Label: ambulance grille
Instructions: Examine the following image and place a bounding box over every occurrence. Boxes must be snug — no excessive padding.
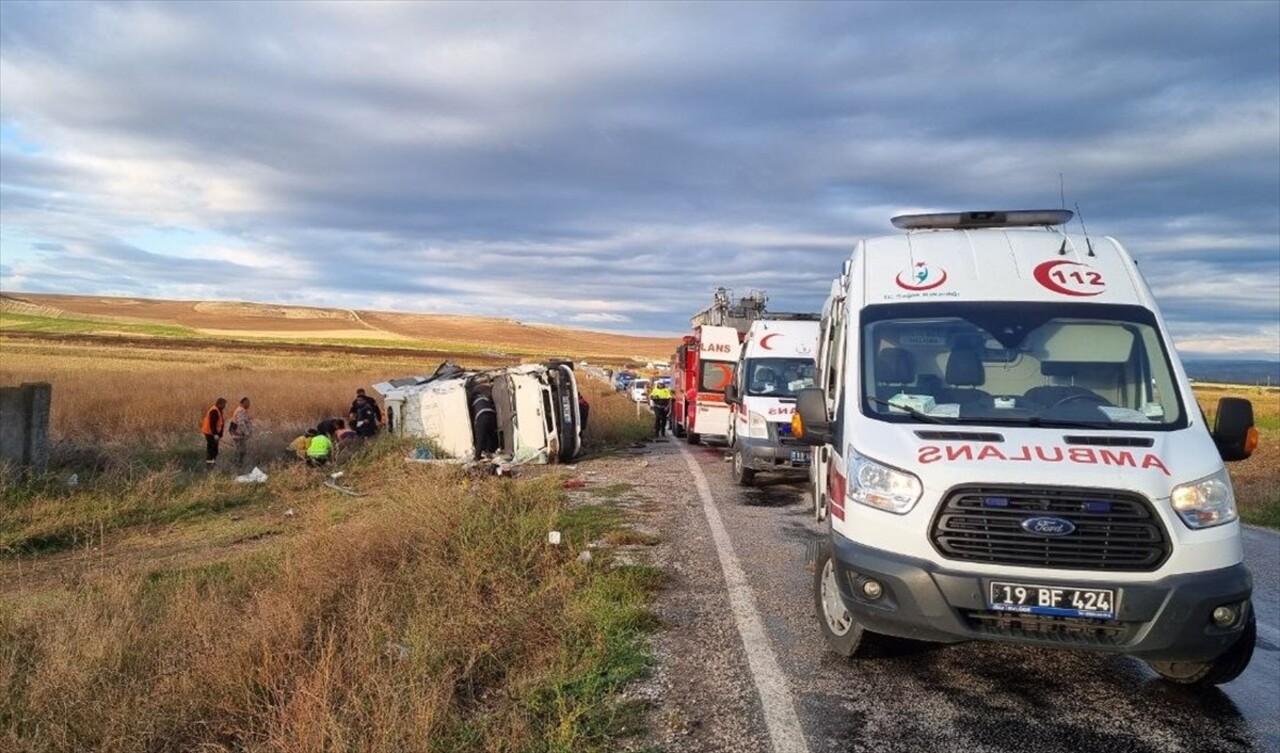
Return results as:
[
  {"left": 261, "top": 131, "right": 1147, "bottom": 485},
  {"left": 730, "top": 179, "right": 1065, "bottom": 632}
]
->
[{"left": 930, "top": 485, "right": 1169, "bottom": 572}]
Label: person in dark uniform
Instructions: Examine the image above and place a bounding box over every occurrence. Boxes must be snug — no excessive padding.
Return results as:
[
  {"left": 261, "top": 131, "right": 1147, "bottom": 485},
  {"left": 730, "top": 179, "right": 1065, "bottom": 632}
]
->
[
  {"left": 471, "top": 391, "right": 499, "bottom": 459},
  {"left": 349, "top": 389, "right": 383, "bottom": 438}
]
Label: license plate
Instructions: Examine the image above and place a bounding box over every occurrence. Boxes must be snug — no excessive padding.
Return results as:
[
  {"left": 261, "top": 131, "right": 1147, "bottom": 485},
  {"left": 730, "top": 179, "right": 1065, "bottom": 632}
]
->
[
  {"left": 988, "top": 581, "right": 1116, "bottom": 619},
  {"left": 789, "top": 450, "right": 810, "bottom": 464}
]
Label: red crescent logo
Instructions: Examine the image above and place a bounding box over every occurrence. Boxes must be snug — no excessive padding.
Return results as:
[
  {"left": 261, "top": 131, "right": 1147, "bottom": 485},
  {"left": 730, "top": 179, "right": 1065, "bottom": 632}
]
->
[
  {"left": 1033, "top": 260, "right": 1106, "bottom": 297},
  {"left": 760, "top": 333, "right": 780, "bottom": 350},
  {"left": 895, "top": 268, "right": 948, "bottom": 291}
]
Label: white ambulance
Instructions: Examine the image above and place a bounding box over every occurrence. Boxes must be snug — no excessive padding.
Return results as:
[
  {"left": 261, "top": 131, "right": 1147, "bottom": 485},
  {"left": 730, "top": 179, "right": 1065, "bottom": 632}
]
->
[
  {"left": 793, "top": 210, "right": 1259, "bottom": 685},
  {"left": 723, "top": 316, "right": 821, "bottom": 485}
]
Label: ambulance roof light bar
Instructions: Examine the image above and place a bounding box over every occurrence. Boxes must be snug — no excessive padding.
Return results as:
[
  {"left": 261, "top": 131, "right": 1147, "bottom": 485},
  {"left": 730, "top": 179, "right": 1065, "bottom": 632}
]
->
[{"left": 890, "top": 209, "right": 1074, "bottom": 230}]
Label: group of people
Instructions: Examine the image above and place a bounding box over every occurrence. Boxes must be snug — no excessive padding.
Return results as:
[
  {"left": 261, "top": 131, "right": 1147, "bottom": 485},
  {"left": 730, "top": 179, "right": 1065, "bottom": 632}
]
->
[
  {"left": 201, "top": 396, "right": 254, "bottom": 471},
  {"left": 200, "top": 388, "right": 386, "bottom": 471}
]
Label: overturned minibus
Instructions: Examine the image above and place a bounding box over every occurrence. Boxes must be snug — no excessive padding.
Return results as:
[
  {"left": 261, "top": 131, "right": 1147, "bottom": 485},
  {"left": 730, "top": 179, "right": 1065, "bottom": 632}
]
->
[{"left": 374, "top": 361, "right": 582, "bottom": 463}]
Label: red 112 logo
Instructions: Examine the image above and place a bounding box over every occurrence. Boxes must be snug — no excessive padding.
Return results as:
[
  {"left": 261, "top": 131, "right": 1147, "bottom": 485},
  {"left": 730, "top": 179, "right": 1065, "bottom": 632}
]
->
[{"left": 1033, "top": 260, "right": 1106, "bottom": 297}]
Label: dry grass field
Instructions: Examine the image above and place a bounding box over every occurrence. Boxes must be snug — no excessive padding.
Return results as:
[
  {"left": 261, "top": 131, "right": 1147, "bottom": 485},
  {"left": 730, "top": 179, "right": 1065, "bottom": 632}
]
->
[
  {"left": 2, "top": 292, "right": 679, "bottom": 362},
  {"left": 1, "top": 338, "right": 660, "bottom": 752},
  {"left": 1194, "top": 385, "right": 1280, "bottom": 528}
]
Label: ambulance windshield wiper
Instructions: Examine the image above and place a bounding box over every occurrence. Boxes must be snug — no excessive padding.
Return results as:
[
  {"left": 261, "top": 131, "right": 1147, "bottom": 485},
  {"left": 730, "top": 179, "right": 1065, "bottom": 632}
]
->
[
  {"left": 969, "top": 415, "right": 1112, "bottom": 430},
  {"left": 866, "top": 396, "right": 950, "bottom": 424}
]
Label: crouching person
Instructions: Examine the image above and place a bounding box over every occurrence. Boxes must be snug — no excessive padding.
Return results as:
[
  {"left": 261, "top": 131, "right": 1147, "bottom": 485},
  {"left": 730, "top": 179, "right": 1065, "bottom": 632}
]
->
[
  {"left": 307, "top": 430, "right": 334, "bottom": 467},
  {"left": 289, "top": 428, "right": 318, "bottom": 460}
]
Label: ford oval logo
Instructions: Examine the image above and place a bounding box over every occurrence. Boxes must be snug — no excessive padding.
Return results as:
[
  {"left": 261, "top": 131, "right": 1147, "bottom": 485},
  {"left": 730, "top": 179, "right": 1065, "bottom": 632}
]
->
[{"left": 1021, "top": 517, "right": 1076, "bottom": 536}]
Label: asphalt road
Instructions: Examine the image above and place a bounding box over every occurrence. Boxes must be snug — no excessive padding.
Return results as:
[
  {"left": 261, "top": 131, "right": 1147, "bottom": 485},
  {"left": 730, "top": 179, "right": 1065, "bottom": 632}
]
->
[{"left": 673, "top": 440, "right": 1280, "bottom": 753}]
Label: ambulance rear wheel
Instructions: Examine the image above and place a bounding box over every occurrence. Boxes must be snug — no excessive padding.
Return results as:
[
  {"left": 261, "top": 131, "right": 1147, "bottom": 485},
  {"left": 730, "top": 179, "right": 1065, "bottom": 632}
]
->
[
  {"left": 732, "top": 444, "right": 755, "bottom": 486},
  {"left": 1149, "top": 609, "right": 1256, "bottom": 686},
  {"left": 814, "top": 542, "right": 878, "bottom": 659}
]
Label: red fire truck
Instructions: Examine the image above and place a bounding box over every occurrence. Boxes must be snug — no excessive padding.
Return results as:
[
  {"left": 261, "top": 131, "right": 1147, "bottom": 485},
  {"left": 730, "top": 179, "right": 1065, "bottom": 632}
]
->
[{"left": 671, "top": 289, "right": 767, "bottom": 444}]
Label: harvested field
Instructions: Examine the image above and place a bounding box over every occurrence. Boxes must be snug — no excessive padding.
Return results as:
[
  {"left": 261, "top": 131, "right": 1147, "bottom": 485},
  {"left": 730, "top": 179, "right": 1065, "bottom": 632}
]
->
[{"left": 3, "top": 292, "right": 679, "bottom": 362}]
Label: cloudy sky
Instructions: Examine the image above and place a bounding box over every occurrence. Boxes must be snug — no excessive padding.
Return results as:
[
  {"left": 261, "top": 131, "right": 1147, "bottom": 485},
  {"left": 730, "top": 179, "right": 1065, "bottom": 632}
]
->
[{"left": 1, "top": 1, "right": 1277, "bottom": 356}]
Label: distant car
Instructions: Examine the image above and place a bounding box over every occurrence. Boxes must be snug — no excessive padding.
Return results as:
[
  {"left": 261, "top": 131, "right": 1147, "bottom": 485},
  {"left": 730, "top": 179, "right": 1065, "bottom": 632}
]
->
[
  {"left": 615, "top": 371, "right": 638, "bottom": 391},
  {"left": 655, "top": 377, "right": 672, "bottom": 389},
  {"left": 629, "top": 379, "right": 651, "bottom": 403}
]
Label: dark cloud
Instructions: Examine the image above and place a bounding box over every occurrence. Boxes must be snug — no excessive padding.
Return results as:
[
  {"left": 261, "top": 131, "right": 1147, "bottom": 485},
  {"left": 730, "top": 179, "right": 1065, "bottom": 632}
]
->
[{"left": 0, "top": 1, "right": 1276, "bottom": 350}]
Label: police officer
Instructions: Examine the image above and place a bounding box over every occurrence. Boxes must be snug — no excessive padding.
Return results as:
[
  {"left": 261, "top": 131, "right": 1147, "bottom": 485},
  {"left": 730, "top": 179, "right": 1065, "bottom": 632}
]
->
[{"left": 648, "top": 381, "right": 674, "bottom": 437}]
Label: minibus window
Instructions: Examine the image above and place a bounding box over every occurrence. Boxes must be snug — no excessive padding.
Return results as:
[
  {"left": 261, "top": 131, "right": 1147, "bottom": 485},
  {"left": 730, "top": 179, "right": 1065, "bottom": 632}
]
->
[{"left": 858, "top": 302, "right": 1187, "bottom": 430}]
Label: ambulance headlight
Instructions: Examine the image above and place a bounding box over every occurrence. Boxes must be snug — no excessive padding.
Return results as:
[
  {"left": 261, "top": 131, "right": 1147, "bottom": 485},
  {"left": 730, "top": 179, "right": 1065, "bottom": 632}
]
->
[
  {"left": 1170, "top": 469, "right": 1237, "bottom": 529},
  {"left": 747, "top": 411, "right": 769, "bottom": 438},
  {"left": 847, "top": 453, "right": 922, "bottom": 514}
]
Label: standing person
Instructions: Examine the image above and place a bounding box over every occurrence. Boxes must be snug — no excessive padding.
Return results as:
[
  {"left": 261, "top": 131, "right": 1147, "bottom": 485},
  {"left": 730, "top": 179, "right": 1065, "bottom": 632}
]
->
[
  {"left": 229, "top": 397, "right": 254, "bottom": 470},
  {"left": 200, "top": 397, "right": 227, "bottom": 471},
  {"left": 649, "top": 382, "right": 673, "bottom": 438}
]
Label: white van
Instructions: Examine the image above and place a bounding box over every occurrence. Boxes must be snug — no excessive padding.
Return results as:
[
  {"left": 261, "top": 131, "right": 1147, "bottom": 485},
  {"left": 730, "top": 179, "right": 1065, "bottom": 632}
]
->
[
  {"left": 723, "top": 316, "right": 820, "bottom": 485},
  {"left": 629, "top": 379, "right": 651, "bottom": 403},
  {"left": 794, "top": 210, "right": 1259, "bottom": 686}
]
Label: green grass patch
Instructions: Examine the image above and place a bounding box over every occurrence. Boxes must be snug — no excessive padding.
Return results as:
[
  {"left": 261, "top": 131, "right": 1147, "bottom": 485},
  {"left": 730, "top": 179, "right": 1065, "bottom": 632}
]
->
[
  {"left": 1253, "top": 414, "right": 1280, "bottom": 431},
  {"left": 522, "top": 564, "right": 663, "bottom": 752},
  {"left": 588, "top": 483, "right": 635, "bottom": 501},
  {"left": 0, "top": 311, "right": 197, "bottom": 338},
  {"left": 556, "top": 504, "right": 625, "bottom": 547},
  {"left": 1240, "top": 502, "right": 1280, "bottom": 529}
]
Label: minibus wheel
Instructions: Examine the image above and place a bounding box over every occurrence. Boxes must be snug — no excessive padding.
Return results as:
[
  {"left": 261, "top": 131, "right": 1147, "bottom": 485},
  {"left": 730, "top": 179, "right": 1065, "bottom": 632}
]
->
[
  {"left": 732, "top": 444, "right": 755, "bottom": 486},
  {"left": 813, "top": 542, "right": 876, "bottom": 658},
  {"left": 1148, "top": 608, "right": 1256, "bottom": 686},
  {"left": 686, "top": 431, "right": 700, "bottom": 445}
]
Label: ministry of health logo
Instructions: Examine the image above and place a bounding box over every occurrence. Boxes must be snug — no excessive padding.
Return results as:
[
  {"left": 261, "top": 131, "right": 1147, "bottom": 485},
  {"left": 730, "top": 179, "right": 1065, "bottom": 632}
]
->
[{"left": 895, "top": 261, "right": 949, "bottom": 291}]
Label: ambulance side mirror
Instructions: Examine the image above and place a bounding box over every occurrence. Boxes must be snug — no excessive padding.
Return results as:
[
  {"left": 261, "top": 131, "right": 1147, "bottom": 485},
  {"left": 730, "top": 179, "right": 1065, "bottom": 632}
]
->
[
  {"left": 793, "top": 388, "right": 832, "bottom": 446},
  {"left": 723, "top": 383, "right": 739, "bottom": 405},
  {"left": 1212, "top": 397, "right": 1257, "bottom": 462}
]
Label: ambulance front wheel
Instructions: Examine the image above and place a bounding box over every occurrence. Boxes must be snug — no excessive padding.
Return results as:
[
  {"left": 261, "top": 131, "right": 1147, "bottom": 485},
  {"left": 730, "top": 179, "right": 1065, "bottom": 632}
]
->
[
  {"left": 813, "top": 542, "right": 879, "bottom": 659},
  {"left": 1148, "top": 608, "right": 1256, "bottom": 686},
  {"left": 732, "top": 443, "right": 755, "bottom": 486}
]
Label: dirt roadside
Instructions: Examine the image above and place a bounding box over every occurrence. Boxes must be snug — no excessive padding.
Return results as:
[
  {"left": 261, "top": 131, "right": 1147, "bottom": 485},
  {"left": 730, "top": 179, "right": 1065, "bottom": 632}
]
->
[{"left": 564, "top": 438, "right": 774, "bottom": 753}]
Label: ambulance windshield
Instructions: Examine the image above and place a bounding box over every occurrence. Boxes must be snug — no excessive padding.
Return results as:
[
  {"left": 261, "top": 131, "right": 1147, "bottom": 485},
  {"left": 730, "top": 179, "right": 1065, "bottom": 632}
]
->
[
  {"left": 744, "top": 358, "right": 817, "bottom": 398},
  {"left": 860, "top": 302, "right": 1187, "bottom": 429}
]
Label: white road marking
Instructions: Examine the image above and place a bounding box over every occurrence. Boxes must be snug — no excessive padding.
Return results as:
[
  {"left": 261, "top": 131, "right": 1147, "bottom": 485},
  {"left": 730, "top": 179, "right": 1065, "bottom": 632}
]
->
[{"left": 678, "top": 444, "right": 810, "bottom": 753}]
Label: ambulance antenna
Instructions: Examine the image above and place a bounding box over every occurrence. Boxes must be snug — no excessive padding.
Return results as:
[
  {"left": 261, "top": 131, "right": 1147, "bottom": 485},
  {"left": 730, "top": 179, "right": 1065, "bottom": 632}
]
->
[
  {"left": 1074, "top": 202, "right": 1095, "bottom": 257},
  {"left": 1059, "top": 172, "right": 1066, "bottom": 210}
]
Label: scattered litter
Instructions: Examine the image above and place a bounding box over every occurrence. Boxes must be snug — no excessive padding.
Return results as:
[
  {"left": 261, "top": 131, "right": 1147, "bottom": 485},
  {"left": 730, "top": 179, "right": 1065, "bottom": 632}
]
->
[
  {"left": 383, "top": 641, "right": 411, "bottom": 660},
  {"left": 229, "top": 513, "right": 243, "bottom": 521},
  {"left": 548, "top": 531, "right": 562, "bottom": 545},
  {"left": 325, "top": 481, "right": 367, "bottom": 497},
  {"left": 330, "top": 471, "right": 345, "bottom": 480},
  {"left": 283, "top": 508, "right": 296, "bottom": 517},
  {"left": 577, "top": 550, "right": 593, "bottom": 564},
  {"left": 563, "top": 478, "right": 586, "bottom": 489},
  {"left": 66, "top": 473, "right": 79, "bottom": 488},
  {"left": 723, "top": 455, "right": 732, "bottom": 462},
  {"left": 584, "top": 470, "right": 598, "bottom": 476},
  {"left": 565, "top": 464, "right": 577, "bottom": 470},
  {"left": 411, "top": 447, "right": 434, "bottom": 460},
  {"left": 236, "top": 467, "right": 268, "bottom": 483},
  {"left": 637, "top": 460, "right": 650, "bottom": 468},
  {"left": 495, "top": 463, "right": 516, "bottom": 477}
]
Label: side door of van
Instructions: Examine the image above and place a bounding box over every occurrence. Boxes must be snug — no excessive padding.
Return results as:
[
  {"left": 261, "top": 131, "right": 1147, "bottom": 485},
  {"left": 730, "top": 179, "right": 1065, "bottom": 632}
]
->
[{"left": 812, "top": 275, "right": 850, "bottom": 521}]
